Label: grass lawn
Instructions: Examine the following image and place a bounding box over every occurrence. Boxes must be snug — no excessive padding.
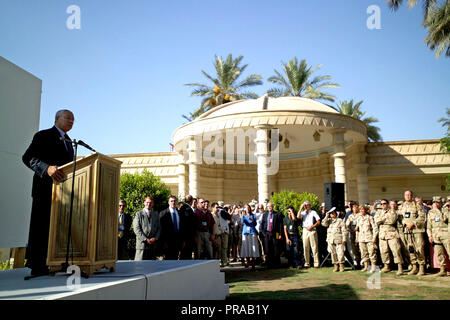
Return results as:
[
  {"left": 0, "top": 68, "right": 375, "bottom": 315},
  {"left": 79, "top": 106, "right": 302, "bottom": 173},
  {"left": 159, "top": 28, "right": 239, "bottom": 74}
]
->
[{"left": 224, "top": 263, "right": 450, "bottom": 300}]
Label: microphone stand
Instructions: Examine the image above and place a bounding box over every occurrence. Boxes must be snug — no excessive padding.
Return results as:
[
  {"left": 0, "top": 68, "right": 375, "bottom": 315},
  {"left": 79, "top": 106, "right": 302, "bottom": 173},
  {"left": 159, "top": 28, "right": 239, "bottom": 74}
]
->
[{"left": 58, "top": 139, "right": 91, "bottom": 279}]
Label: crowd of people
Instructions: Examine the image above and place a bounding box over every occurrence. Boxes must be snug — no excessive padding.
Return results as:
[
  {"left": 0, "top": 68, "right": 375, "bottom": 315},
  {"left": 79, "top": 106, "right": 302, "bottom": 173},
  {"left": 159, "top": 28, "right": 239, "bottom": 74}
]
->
[{"left": 118, "top": 190, "right": 450, "bottom": 277}]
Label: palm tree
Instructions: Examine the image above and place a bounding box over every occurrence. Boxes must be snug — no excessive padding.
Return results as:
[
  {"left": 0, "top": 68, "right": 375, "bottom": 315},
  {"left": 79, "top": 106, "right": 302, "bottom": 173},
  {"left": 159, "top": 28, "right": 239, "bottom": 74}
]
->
[
  {"left": 423, "top": 1, "right": 450, "bottom": 57},
  {"left": 438, "top": 107, "right": 450, "bottom": 152},
  {"left": 266, "top": 57, "right": 340, "bottom": 102},
  {"left": 386, "top": 0, "right": 449, "bottom": 57},
  {"left": 337, "top": 99, "right": 382, "bottom": 142},
  {"left": 184, "top": 54, "right": 263, "bottom": 121}
]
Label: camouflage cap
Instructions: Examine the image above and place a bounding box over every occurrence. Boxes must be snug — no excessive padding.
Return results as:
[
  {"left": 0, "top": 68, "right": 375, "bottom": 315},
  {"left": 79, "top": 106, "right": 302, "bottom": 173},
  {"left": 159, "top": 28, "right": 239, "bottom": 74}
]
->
[
  {"left": 447, "top": 196, "right": 450, "bottom": 201},
  {"left": 397, "top": 201, "right": 403, "bottom": 206},
  {"left": 432, "top": 196, "right": 442, "bottom": 203},
  {"left": 218, "top": 201, "right": 224, "bottom": 207},
  {"left": 374, "top": 203, "right": 382, "bottom": 209}
]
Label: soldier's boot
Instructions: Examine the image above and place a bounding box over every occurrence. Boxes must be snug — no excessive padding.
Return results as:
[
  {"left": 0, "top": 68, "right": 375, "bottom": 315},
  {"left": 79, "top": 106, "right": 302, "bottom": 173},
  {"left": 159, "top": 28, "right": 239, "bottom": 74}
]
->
[
  {"left": 339, "top": 263, "right": 345, "bottom": 272},
  {"left": 361, "top": 261, "right": 369, "bottom": 272},
  {"left": 417, "top": 265, "right": 425, "bottom": 276},
  {"left": 333, "top": 264, "right": 339, "bottom": 272},
  {"left": 396, "top": 264, "right": 403, "bottom": 276},
  {"left": 434, "top": 266, "right": 446, "bottom": 277},
  {"left": 381, "top": 264, "right": 391, "bottom": 273},
  {"left": 370, "top": 264, "right": 377, "bottom": 273},
  {"left": 408, "top": 264, "right": 418, "bottom": 275}
]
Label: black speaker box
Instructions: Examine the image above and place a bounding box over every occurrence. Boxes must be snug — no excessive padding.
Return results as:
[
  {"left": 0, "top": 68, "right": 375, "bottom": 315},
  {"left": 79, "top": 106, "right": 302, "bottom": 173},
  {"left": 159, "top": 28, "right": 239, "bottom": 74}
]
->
[{"left": 324, "top": 182, "right": 345, "bottom": 212}]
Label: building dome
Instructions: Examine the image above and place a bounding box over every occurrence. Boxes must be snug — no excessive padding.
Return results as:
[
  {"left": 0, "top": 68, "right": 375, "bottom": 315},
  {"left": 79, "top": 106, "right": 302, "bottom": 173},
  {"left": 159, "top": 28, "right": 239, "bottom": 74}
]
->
[{"left": 198, "top": 96, "right": 339, "bottom": 120}]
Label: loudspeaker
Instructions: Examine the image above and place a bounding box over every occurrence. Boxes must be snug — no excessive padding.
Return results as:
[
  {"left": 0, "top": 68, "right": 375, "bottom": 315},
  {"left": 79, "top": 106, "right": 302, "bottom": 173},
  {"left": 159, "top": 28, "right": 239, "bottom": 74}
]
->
[{"left": 324, "top": 182, "right": 345, "bottom": 212}]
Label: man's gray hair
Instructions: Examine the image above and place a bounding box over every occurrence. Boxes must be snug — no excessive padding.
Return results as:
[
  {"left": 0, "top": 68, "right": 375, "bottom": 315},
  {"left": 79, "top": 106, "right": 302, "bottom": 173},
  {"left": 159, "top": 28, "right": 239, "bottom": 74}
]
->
[{"left": 55, "top": 109, "right": 72, "bottom": 119}]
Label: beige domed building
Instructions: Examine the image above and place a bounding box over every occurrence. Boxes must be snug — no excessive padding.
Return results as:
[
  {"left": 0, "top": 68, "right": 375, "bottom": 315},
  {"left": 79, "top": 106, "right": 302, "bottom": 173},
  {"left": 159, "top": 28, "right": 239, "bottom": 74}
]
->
[{"left": 111, "top": 96, "right": 450, "bottom": 204}]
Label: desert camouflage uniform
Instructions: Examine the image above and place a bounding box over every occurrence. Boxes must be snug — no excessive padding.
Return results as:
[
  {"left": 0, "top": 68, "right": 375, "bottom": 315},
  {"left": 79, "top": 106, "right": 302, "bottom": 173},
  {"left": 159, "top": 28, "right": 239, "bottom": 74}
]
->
[
  {"left": 356, "top": 214, "right": 378, "bottom": 265},
  {"left": 322, "top": 216, "right": 348, "bottom": 264},
  {"left": 427, "top": 207, "right": 449, "bottom": 269},
  {"left": 375, "top": 209, "right": 403, "bottom": 265},
  {"left": 398, "top": 201, "right": 426, "bottom": 266},
  {"left": 345, "top": 213, "right": 361, "bottom": 265}
]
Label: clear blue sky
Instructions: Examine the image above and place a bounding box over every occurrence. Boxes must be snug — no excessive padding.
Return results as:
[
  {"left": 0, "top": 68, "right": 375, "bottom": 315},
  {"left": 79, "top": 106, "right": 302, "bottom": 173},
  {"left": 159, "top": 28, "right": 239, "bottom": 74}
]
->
[{"left": 1, "top": 0, "right": 449, "bottom": 156}]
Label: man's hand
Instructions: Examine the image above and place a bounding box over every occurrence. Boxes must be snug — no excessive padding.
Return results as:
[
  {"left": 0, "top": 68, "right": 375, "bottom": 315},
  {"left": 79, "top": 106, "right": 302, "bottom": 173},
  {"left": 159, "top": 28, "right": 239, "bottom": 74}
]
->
[
  {"left": 306, "top": 226, "right": 313, "bottom": 232},
  {"left": 47, "top": 165, "right": 65, "bottom": 182},
  {"left": 146, "top": 237, "right": 156, "bottom": 245},
  {"left": 372, "top": 239, "right": 377, "bottom": 244},
  {"left": 407, "top": 222, "right": 415, "bottom": 230},
  {"left": 286, "top": 239, "right": 291, "bottom": 245},
  {"left": 429, "top": 237, "right": 433, "bottom": 244}
]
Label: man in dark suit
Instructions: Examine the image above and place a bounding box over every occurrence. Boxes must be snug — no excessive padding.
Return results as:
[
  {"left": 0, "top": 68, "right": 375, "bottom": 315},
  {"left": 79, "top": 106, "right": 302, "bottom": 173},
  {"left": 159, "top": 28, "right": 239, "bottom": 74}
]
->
[
  {"left": 159, "top": 195, "right": 184, "bottom": 260},
  {"left": 117, "top": 200, "right": 132, "bottom": 260},
  {"left": 179, "top": 195, "right": 197, "bottom": 260},
  {"left": 260, "top": 202, "right": 284, "bottom": 268},
  {"left": 22, "top": 109, "right": 75, "bottom": 277}
]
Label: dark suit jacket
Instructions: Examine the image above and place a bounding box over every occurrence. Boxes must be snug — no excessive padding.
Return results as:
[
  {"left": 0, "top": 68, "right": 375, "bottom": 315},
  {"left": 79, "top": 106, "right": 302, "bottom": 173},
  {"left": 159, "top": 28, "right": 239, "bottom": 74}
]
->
[
  {"left": 178, "top": 203, "right": 196, "bottom": 242},
  {"left": 260, "top": 211, "right": 284, "bottom": 237},
  {"left": 22, "top": 126, "right": 74, "bottom": 269},
  {"left": 23, "top": 126, "right": 74, "bottom": 199},
  {"left": 159, "top": 207, "right": 184, "bottom": 244}
]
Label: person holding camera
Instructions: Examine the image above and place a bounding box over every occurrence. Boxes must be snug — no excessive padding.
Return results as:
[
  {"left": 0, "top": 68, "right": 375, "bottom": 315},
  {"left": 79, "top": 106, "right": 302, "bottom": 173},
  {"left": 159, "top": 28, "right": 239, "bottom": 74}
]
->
[
  {"left": 240, "top": 204, "right": 260, "bottom": 270},
  {"left": 426, "top": 196, "right": 449, "bottom": 277},
  {"left": 398, "top": 190, "right": 426, "bottom": 276},
  {"left": 321, "top": 207, "right": 348, "bottom": 272},
  {"left": 283, "top": 206, "right": 302, "bottom": 269},
  {"left": 297, "top": 201, "right": 321, "bottom": 268}
]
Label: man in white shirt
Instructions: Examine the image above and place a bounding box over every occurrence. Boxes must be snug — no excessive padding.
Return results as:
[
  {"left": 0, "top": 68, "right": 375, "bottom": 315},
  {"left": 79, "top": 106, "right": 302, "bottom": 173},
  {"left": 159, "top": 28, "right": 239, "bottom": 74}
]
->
[{"left": 297, "top": 201, "right": 321, "bottom": 268}]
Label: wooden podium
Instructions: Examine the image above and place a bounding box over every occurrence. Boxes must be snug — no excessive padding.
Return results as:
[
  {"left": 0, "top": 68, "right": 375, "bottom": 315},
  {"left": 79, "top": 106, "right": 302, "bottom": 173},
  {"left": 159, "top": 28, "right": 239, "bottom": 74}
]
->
[{"left": 47, "top": 153, "right": 122, "bottom": 276}]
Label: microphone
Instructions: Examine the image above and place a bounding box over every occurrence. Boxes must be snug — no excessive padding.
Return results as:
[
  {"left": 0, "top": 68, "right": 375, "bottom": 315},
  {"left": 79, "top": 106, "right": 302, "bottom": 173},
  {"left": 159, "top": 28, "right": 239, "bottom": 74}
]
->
[
  {"left": 60, "top": 137, "right": 96, "bottom": 152},
  {"left": 78, "top": 140, "right": 96, "bottom": 152}
]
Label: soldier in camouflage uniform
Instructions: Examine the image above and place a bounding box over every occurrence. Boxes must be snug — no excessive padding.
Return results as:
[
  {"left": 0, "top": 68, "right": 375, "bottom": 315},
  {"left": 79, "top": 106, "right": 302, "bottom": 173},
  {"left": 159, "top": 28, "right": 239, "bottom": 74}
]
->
[
  {"left": 356, "top": 205, "right": 378, "bottom": 273},
  {"left": 398, "top": 190, "right": 426, "bottom": 276},
  {"left": 374, "top": 199, "right": 404, "bottom": 275},
  {"left": 345, "top": 204, "right": 361, "bottom": 268},
  {"left": 321, "top": 207, "right": 348, "bottom": 272},
  {"left": 426, "top": 196, "right": 449, "bottom": 277}
]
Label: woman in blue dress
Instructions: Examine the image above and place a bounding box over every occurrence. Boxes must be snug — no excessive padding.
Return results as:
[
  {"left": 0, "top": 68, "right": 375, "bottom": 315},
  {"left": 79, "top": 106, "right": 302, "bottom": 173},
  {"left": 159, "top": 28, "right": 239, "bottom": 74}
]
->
[{"left": 240, "top": 204, "right": 260, "bottom": 270}]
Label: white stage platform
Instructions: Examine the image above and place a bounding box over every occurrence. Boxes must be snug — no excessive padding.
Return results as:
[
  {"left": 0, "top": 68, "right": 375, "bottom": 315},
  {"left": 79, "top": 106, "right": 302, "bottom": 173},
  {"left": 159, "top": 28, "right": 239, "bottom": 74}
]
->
[{"left": 0, "top": 260, "right": 229, "bottom": 300}]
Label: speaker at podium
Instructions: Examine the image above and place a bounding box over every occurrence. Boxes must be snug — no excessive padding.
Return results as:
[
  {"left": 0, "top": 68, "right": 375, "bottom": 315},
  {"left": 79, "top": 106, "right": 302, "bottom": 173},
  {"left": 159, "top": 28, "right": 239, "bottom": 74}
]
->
[{"left": 324, "top": 182, "right": 345, "bottom": 213}]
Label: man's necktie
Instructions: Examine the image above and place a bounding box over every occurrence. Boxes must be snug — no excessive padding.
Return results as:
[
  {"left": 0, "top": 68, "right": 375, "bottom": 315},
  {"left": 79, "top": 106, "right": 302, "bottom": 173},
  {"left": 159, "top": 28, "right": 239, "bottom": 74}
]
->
[
  {"left": 172, "top": 211, "right": 178, "bottom": 232},
  {"left": 64, "top": 133, "right": 74, "bottom": 160},
  {"left": 268, "top": 212, "right": 273, "bottom": 232}
]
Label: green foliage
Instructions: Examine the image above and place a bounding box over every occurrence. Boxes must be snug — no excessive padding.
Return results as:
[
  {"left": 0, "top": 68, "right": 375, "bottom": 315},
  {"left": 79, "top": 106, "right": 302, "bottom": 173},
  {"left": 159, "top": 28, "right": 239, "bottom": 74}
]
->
[
  {"left": 438, "top": 108, "right": 450, "bottom": 190},
  {"left": 119, "top": 169, "right": 172, "bottom": 215},
  {"left": 270, "top": 190, "right": 320, "bottom": 216},
  {"left": 386, "top": 0, "right": 449, "bottom": 58},
  {"left": 267, "top": 57, "right": 339, "bottom": 102},
  {"left": 337, "top": 99, "right": 382, "bottom": 142},
  {"left": 184, "top": 54, "right": 263, "bottom": 120},
  {"left": 0, "top": 260, "right": 13, "bottom": 271}
]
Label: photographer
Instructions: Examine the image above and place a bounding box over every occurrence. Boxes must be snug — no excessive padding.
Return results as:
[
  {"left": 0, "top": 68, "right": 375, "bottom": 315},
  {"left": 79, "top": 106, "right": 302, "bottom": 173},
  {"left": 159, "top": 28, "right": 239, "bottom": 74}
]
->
[
  {"left": 322, "top": 207, "right": 347, "bottom": 272},
  {"left": 297, "top": 201, "right": 321, "bottom": 268},
  {"left": 283, "top": 206, "right": 302, "bottom": 269}
]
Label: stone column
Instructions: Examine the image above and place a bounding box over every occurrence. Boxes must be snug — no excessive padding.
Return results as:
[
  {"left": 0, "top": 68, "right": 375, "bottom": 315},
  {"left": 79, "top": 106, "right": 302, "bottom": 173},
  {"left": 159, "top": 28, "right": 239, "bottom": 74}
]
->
[
  {"left": 187, "top": 136, "right": 200, "bottom": 197},
  {"left": 177, "top": 152, "right": 188, "bottom": 199},
  {"left": 354, "top": 142, "right": 369, "bottom": 205},
  {"left": 254, "top": 125, "right": 271, "bottom": 204},
  {"left": 332, "top": 129, "right": 348, "bottom": 200}
]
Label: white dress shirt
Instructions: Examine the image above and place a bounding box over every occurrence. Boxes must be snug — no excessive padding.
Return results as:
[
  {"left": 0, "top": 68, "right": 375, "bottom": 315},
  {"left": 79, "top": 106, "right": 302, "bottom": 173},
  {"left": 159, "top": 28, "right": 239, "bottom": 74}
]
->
[{"left": 301, "top": 210, "right": 320, "bottom": 228}]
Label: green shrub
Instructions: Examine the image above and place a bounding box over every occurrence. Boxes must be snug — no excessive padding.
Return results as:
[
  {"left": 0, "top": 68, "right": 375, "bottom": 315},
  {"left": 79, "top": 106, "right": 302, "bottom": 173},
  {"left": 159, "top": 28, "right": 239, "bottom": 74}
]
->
[
  {"left": 120, "top": 169, "right": 172, "bottom": 214},
  {"left": 270, "top": 190, "right": 320, "bottom": 216}
]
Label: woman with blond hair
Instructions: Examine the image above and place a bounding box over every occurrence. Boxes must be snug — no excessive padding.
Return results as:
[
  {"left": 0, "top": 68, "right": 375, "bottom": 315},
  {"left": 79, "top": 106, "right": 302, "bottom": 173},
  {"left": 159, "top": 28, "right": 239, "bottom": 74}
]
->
[{"left": 355, "top": 205, "right": 378, "bottom": 272}]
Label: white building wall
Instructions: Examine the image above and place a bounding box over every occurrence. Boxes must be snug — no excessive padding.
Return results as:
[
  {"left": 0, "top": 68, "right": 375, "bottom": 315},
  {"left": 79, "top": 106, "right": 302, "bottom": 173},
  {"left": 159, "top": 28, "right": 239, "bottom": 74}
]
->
[{"left": 0, "top": 56, "right": 42, "bottom": 248}]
